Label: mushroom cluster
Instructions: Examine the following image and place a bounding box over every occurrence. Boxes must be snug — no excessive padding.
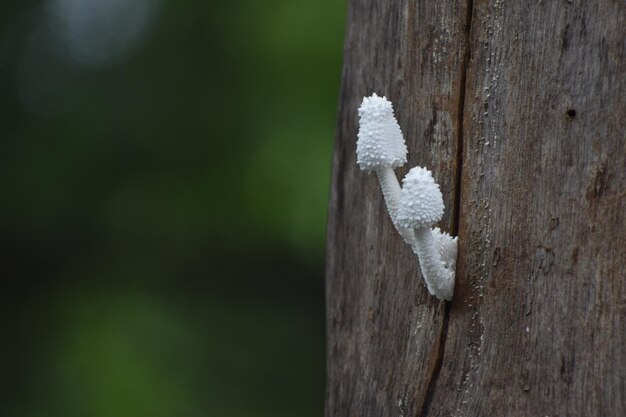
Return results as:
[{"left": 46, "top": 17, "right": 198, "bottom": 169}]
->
[{"left": 356, "top": 93, "right": 457, "bottom": 301}]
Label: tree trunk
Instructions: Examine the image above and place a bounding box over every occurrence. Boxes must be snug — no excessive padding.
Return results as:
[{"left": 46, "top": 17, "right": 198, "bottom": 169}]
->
[{"left": 325, "top": 1, "right": 625, "bottom": 416}]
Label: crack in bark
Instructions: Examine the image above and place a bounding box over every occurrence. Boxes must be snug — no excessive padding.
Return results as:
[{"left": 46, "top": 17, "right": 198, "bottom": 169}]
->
[
  {"left": 416, "top": 1, "right": 473, "bottom": 416},
  {"left": 452, "top": 0, "right": 473, "bottom": 237},
  {"left": 416, "top": 302, "right": 451, "bottom": 417}
]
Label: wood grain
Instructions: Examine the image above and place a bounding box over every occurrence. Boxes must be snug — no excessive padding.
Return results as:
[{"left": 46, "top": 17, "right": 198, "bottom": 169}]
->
[
  {"left": 326, "top": 0, "right": 625, "bottom": 416},
  {"left": 428, "top": 1, "right": 626, "bottom": 415}
]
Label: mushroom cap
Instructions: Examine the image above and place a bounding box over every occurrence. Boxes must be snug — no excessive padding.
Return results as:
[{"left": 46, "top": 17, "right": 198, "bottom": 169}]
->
[
  {"left": 356, "top": 93, "right": 407, "bottom": 171},
  {"left": 396, "top": 167, "right": 444, "bottom": 228}
]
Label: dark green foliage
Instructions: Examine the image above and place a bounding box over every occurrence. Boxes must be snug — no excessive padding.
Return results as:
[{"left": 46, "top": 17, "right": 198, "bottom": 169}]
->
[{"left": 0, "top": 1, "right": 345, "bottom": 416}]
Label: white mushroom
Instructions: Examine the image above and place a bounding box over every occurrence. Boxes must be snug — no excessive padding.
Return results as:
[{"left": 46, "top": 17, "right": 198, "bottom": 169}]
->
[
  {"left": 396, "top": 167, "right": 457, "bottom": 301},
  {"left": 356, "top": 94, "right": 458, "bottom": 300},
  {"left": 356, "top": 94, "right": 415, "bottom": 245}
]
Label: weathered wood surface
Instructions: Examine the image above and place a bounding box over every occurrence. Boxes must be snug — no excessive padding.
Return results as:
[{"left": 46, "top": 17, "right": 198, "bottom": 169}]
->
[{"left": 325, "top": 1, "right": 625, "bottom": 416}]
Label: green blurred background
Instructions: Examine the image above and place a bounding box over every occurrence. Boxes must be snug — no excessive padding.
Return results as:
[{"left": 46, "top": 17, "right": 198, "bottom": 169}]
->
[{"left": 0, "top": 1, "right": 345, "bottom": 416}]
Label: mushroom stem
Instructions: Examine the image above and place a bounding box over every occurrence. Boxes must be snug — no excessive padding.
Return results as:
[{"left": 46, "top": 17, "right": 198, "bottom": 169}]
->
[
  {"left": 376, "top": 167, "right": 416, "bottom": 246},
  {"left": 412, "top": 227, "right": 455, "bottom": 301}
]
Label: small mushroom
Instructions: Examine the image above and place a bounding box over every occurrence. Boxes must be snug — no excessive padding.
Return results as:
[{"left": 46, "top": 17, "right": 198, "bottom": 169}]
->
[
  {"left": 356, "top": 94, "right": 457, "bottom": 300},
  {"left": 396, "top": 167, "right": 457, "bottom": 301},
  {"left": 356, "top": 94, "right": 415, "bottom": 245}
]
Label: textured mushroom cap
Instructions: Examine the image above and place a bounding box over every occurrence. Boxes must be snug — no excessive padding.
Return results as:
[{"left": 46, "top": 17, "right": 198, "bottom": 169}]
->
[
  {"left": 356, "top": 93, "right": 407, "bottom": 170},
  {"left": 396, "top": 167, "right": 444, "bottom": 228}
]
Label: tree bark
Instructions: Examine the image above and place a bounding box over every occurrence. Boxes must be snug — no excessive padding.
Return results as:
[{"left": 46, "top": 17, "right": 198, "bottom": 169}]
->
[{"left": 325, "top": 1, "right": 625, "bottom": 416}]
